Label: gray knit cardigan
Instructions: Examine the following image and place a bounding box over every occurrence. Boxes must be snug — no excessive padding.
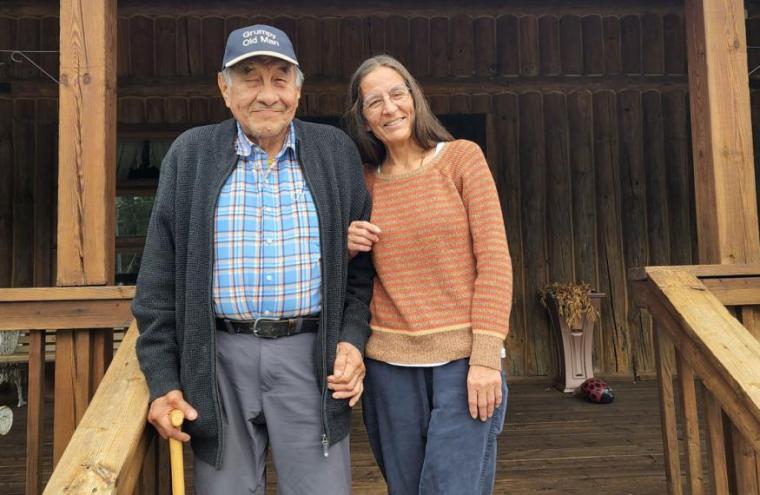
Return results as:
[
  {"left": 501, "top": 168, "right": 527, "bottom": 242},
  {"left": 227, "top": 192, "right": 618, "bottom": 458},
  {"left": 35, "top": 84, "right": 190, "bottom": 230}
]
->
[{"left": 132, "top": 118, "right": 374, "bottom": 467}]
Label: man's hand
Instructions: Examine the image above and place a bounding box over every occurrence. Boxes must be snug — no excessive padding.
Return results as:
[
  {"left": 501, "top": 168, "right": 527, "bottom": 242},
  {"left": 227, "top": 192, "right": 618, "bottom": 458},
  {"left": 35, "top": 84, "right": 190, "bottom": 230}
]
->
[
  {"left": 348, "top": 221, "right": 381, "bottom": 259},
  {"left": 327, "top": 342, "right": 366, "bottom": 407},
  {"left": 147, "top": 389, "right": 198, "bottom": 442},
  {"left": 467, "top": 365, "right": 503, "bottom": 422}
]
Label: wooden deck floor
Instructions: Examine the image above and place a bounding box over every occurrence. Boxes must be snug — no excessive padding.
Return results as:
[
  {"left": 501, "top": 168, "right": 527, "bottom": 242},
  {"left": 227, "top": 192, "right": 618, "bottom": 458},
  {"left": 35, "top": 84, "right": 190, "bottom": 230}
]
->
[{"left": 0, "top": 379, "right": 668, "bottom": 494}]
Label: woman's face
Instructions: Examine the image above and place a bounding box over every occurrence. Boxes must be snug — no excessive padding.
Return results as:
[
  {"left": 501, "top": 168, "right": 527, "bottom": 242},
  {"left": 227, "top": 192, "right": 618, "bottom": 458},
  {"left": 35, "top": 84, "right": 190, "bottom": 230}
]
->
[{"left": 359, "top": 66, "right": 415, "bottom": 149}]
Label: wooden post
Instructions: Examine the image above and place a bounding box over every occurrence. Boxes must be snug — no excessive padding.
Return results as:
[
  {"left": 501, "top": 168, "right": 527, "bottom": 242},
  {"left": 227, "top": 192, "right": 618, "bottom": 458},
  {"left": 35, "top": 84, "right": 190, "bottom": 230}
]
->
[
  {"left": 676, "top": 354, "right": 704, "bottom": 495},
  {"left": 25, "top": 330, "right": 46, "bottom": 495},
  {"left": 55, "top": 0, "right": 117, "bottom": 465},
  {"left": 684, "top": 0, "right": 760, "bottom": 265},
  {"left": 654, "top": 328, "right": 683, "bottom": 495},
  {"left": 703, "top": 386, "right": 730, "bottom": 494},
  {"left": 685, "top": 2, "right": 760, "bottom": 490}
]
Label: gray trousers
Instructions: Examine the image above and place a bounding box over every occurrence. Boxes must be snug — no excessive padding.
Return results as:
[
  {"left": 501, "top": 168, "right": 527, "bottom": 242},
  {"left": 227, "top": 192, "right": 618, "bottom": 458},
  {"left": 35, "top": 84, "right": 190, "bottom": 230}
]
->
[{"left": 194, "top": 331, "right": 351, "bottom": 495}]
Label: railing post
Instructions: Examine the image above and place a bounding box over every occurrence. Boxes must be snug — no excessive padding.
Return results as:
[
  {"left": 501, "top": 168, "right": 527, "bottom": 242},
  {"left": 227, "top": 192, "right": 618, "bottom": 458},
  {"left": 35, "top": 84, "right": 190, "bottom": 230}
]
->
[
  {"left": 25, "top": 330, "right": 45, "bottom": 495},
  {"left": 654, "top": 327, "right": 683, "bottom": 495},
  {"left": 735, "top": 305, "right": 760, "bottom": 490},
  {"left": 703, "top": 386, "right": 730, "bottom": 494},
  {"left": 92, "top": 330, "right": 114, "bottom": 389},
  {"left": 676, "top": 353, "right": 704, "bottom": 494},
  {"left": 53, "top": 329, "right": 93, "bottom": 464},
  {"left": 731, "top": 425, "right": 760, "bottom": 493}
]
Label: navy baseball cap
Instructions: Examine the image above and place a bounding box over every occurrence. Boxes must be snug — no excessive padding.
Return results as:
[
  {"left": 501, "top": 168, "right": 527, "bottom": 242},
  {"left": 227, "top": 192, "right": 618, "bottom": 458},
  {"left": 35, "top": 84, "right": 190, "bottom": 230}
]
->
[{"left": 222, "top": 24, "right": 299, "bottom": 69}]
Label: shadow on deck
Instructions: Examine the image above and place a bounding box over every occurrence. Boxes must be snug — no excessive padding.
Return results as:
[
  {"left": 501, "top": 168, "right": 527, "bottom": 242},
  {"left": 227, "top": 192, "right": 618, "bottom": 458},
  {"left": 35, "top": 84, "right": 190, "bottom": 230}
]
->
[{"left": 0, "top": 378, "right": 666, "bottom": 494}]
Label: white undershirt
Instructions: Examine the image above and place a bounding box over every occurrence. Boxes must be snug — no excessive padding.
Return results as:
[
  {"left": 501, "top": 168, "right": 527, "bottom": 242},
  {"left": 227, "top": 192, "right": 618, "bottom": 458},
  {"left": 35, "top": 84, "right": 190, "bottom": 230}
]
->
[{"left": 388, "top": 347, "right": 507, "bottom": 368}]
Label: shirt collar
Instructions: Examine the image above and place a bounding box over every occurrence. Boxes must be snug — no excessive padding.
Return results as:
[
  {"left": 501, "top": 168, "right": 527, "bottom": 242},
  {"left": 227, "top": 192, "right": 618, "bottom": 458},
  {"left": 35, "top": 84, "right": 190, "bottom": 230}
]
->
[{"left": 234, "top": 122, "right": 297, "bottom": 160}]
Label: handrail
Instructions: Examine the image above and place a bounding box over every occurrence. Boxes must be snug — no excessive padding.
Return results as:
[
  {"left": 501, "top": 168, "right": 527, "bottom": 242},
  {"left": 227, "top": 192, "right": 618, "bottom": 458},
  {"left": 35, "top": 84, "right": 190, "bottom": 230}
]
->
[
  {"left": 634, "top": 268, "right": 760, "bottom": 446},
  {"left": 632, "top": 265, "right": 760, "bottom": 494},
  {"left": 0, "top": 285, "right": 138, "bottom": 493},
  {"left": 0, "top": 286, "right": 136, "bottom": 302},
  {"left": 0, "top": 286, "right": 134, "bottom": 331},
  {"left": 43, "top": 321, "right": 153, "bottom": 494}
]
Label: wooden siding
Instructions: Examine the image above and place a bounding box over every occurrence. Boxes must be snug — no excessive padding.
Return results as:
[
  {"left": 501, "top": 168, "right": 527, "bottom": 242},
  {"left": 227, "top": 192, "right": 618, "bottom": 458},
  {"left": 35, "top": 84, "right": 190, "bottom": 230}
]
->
[
  {"left": 0, "top": 97, "right": 57, "bottom": 291},
  {"left": 0, "top": 1, "right": 756, "bottom": 379}
]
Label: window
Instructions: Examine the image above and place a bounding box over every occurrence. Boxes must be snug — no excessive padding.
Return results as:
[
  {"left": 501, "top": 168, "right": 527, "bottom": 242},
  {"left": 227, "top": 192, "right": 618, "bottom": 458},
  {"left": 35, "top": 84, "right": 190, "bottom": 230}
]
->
[{"left": 115, "top": 135, "right": 175, "bottom": 284}]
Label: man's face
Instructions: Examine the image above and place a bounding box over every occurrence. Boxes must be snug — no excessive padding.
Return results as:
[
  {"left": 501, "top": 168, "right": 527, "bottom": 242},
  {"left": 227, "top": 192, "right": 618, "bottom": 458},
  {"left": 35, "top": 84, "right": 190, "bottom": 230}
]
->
[{"left": 218, "top": 57, "right": 301, "bottom": 146}]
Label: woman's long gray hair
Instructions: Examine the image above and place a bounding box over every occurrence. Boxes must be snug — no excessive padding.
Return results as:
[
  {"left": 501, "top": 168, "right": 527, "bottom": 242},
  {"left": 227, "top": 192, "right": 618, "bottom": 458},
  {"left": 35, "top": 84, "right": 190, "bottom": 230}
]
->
[{"left": 345, "top": 55, "right": 453, "bottom": 166}]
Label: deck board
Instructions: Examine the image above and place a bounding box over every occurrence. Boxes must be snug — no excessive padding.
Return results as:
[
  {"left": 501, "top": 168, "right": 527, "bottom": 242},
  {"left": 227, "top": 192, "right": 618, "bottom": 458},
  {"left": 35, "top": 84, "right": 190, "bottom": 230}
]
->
[{"left": 0, "top": 379, "right": 668, "bottom": 494}]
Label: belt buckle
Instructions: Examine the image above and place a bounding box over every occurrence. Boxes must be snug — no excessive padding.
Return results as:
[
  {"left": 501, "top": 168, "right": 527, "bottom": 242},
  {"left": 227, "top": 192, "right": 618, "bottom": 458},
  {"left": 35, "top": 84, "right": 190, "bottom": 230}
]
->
[{"left": 253, "top": 317, "right": 279, "bottom": 338}]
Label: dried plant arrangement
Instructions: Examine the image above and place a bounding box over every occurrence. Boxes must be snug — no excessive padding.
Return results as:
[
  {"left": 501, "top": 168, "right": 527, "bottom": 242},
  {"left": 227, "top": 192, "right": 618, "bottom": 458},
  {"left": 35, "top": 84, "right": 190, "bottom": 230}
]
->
[{"left": 538, "top": 282, "right": 598, "bottom": 330}]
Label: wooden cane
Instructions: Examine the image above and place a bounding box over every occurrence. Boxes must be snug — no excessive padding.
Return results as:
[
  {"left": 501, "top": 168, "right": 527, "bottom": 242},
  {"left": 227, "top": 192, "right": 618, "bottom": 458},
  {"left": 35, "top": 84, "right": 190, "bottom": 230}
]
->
[{"left": 169, "top": 409, "right": 186, "bottom": 495}]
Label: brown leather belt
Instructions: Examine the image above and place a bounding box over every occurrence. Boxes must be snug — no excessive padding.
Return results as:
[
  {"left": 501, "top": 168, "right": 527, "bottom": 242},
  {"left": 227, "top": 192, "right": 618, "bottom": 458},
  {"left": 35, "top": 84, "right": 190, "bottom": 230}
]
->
[{"left": 215, "top": 316, "right": 319, "bottom": 338}]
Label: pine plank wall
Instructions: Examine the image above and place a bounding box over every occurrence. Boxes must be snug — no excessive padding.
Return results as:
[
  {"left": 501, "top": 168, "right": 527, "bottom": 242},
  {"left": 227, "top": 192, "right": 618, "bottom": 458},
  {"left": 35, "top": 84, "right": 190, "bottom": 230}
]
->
[{"left": 1, "top": 0, "right": 759, "bottom": 380}]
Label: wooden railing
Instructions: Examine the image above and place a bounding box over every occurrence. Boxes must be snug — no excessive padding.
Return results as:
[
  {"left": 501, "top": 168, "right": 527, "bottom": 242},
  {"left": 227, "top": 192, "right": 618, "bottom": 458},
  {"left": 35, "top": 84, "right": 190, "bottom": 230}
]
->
[
  {"left": 631, "top": 264, "right": 760, "bottom": 494},
  {"left": 0, "top": 287, "right": 135, "bottom": 494},
  {"left": 43, "top": 321, "right": 169, "bottom": 494}
]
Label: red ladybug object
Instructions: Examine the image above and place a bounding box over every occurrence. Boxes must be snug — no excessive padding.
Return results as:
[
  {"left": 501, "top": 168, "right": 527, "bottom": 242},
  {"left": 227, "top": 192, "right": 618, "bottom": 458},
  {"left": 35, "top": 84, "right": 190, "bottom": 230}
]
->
[{"left": 578, "top": 378, "right": 614, "bottom": 404}]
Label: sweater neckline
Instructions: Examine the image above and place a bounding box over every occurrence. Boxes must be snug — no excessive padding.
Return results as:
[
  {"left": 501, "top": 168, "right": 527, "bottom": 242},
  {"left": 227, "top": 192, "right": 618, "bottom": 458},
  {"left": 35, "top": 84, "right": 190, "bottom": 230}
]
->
[{"left": 374, "top": 142, "right": 448, "bottom": 182}]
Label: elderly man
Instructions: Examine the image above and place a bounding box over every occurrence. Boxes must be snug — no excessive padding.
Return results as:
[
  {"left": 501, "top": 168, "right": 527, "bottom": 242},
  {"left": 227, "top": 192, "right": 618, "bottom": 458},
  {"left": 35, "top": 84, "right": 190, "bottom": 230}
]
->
[{"left": 132, "top": 25, "right": 373, "bottom": 494}]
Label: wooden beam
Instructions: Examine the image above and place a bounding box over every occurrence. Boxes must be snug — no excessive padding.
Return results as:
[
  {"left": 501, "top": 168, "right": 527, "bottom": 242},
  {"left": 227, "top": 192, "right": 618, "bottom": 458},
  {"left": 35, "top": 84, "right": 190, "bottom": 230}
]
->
[
  {"left": 10, "top": 76, "right": 690, "bottom": 100},
  {"left": 0, "top": 286, "right": 135, "bottom": 302},
  {"left": 685, "top": 3, "right": 760, "bottom": 481},
  {"left": 0, "top": 1, "right": 691, "bottom": 18},
  {"left": 55, "top": 0, "right": 118, "bottom": 467},
  {"left": 629, "top": 264, "right": 760, "bottom": 281},
  {"left": 57, "top": 0, "right": 117, "bottom": 285},
  {"left": 684, "top": 0, "right": 760, "bottom": 265},
  {"left": 700, "top": 278, "right": 760, "bottom": 307},
  {"left": 0, "top": 300, "right": 133, "bottom": 330},
  {"left": 0, "top": 287, "right": 134, "bottom": 330}
]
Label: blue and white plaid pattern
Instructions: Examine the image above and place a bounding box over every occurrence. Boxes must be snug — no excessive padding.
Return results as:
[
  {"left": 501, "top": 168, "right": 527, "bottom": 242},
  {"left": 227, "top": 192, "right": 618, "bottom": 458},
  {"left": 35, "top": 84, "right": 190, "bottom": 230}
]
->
[{"left": 212, "top": 123, "right": 321, "bottom": 320}]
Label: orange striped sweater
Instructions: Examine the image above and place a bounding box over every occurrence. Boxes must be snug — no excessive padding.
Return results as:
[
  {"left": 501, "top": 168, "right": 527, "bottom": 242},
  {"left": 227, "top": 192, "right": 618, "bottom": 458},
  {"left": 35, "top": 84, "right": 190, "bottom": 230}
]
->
[{"left": 364, "top": 139, "right": 513, "bottom": 370}]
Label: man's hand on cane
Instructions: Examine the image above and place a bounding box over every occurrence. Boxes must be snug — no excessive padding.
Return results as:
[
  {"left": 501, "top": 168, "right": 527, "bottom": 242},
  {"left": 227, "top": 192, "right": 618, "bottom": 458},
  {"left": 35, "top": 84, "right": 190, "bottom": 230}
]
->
[{"left": 147, "top": 389, "right": 198, "bottom": 442}]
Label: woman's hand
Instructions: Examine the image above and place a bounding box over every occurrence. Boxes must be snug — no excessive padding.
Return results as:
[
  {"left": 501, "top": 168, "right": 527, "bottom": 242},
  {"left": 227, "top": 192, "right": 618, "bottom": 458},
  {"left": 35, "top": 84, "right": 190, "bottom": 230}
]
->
[
  {"left": 348, "top": 221, "right": 381, "bottom": 258},
  {"left": 467, "top": 365, "right": 503, "bottom": 422}
]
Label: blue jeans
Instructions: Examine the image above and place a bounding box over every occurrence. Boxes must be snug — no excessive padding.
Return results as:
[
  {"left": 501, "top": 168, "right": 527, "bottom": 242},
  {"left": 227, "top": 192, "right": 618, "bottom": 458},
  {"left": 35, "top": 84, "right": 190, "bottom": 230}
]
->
[{"left": 362, "top": 358, "right": 508, "bottom": 495}]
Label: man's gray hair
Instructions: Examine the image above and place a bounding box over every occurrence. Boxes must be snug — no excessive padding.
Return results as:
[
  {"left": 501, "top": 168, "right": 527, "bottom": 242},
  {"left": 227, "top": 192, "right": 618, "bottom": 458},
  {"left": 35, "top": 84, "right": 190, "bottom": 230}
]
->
[{"left": 221, "top": 63, "right": 304, "bottom": 88}]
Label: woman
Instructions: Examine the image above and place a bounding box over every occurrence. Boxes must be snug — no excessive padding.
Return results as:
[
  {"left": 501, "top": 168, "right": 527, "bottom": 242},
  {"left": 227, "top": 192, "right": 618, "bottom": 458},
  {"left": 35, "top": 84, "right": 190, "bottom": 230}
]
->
[{"left": 343, "top": 55, "right": 513, "bottom": 494}]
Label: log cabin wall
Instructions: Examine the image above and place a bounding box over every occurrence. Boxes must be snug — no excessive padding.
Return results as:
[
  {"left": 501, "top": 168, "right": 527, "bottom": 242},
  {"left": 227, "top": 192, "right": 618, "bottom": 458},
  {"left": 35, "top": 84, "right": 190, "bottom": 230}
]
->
[{"left": 1, "top": 0, "right": 753, "bottom": 380}]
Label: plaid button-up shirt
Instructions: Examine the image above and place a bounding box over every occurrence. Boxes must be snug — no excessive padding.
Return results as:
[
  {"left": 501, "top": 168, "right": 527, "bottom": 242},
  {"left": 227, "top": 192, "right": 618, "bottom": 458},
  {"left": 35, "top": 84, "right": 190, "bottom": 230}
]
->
[{"left": 212, "top": 122, "right": 322, "bottom": 320}]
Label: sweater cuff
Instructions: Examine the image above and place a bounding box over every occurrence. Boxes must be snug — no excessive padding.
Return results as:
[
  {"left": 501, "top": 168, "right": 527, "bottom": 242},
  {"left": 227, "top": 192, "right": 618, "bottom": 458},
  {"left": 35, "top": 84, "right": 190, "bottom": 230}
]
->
[
  {"left": 469, "top": 332, "right": 505, "bottom": 370},
  {"left": 143, "top": 370, "right": 182, "bottom": 403},
  {"left": 339, "top": 322, "right": 369, "bottom": 357}
]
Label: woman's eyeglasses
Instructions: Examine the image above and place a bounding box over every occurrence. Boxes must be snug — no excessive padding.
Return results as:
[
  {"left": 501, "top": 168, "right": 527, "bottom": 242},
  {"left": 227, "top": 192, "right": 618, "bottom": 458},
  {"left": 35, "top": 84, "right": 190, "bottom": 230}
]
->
[{"left": 362, "top": 86, "right": 411, "bottom": 113}]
